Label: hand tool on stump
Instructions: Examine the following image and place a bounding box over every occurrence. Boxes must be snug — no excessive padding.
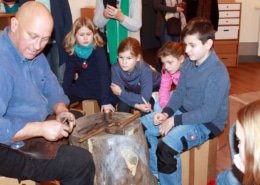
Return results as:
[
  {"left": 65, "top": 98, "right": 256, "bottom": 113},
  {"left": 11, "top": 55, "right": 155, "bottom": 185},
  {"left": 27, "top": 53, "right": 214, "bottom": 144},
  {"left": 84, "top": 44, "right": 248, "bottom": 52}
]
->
[
  {"left": 104, "top": 112, "right": 141, "bottom": 135},
  {"left": 79, "top": 112, "right": 141, "bottom": 143}
]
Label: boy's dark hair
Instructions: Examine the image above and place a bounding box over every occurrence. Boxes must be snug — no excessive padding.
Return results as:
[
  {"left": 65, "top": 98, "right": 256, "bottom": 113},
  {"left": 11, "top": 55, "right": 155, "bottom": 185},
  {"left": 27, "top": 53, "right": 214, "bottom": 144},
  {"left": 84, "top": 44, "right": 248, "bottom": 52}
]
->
[{"left": 181, "top": 17, "right": 215, "bottom": 44}]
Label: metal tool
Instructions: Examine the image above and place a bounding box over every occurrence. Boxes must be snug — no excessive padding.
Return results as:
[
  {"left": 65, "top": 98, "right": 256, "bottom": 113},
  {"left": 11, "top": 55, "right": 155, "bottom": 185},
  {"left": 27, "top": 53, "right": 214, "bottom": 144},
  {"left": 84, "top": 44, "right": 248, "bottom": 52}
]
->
[
  {"left": 79, "top": 112, "right": 141, "bottom": 143},
  {"left": 142, "top": 96, "right": 153, "bottom": 112},
  {"left": 104, "top": 112, "right": 141, "bottom": 135},
  {"left": 62, "top": 117, "right": 69, "bottom": 125}
]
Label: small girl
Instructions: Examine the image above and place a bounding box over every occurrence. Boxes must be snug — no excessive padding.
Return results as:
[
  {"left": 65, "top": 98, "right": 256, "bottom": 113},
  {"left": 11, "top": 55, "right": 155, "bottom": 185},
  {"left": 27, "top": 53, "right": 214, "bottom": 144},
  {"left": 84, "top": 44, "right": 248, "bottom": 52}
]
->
[
  {"left": 62, "top": 17, "right": 115, "bottom": 112},
  {"left": 153, "top": 41, "right": 185, "bottom": 112},
  {"left": 110, "top": 37, "right": 161, "bottom": 116}
]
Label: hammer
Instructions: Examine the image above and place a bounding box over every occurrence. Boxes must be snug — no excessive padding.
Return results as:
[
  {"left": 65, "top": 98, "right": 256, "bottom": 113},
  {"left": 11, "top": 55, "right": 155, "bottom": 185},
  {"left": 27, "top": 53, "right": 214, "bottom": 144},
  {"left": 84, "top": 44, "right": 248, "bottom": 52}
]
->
[
  {"left": 79, "top": 112, "right": 141, "bottom": 143},
  {"left": 105, "top": 112, "right": 141, "bottom": 135}
]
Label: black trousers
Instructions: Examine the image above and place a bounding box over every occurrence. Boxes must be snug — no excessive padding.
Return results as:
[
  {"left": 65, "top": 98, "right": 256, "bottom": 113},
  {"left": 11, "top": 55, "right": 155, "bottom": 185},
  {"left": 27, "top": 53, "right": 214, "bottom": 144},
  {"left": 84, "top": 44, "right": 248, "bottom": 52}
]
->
[{"left": 0, "top": 144, "right": 95, "bottom": 185}]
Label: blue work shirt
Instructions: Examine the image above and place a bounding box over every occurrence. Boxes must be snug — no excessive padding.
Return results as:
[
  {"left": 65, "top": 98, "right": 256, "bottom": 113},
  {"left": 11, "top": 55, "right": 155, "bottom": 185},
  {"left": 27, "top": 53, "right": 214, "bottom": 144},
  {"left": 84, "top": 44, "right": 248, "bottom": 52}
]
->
[{"left": 0, "top": 27, "right": 69, "bottom": 148}]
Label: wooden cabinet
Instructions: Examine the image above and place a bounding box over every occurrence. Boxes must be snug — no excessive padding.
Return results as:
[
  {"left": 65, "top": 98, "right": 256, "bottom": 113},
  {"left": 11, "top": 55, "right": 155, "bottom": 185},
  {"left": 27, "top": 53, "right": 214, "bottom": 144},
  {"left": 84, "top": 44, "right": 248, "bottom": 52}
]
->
[
  {"left": 80, "top": 7, "right": 94, "bottom": 20},
  {"left": 214, "top": 3, "right": 241, "bottom": 67},
  {"left": 0, "top": 13, "right": 15, "bottom": 30}
]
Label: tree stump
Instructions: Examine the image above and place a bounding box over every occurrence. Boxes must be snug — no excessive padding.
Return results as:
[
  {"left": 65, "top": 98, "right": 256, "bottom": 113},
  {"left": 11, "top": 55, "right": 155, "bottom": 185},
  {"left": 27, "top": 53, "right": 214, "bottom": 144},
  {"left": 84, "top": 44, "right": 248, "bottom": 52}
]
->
[{"left": 69, "top": 112, "right": 157, "bottom": 185}]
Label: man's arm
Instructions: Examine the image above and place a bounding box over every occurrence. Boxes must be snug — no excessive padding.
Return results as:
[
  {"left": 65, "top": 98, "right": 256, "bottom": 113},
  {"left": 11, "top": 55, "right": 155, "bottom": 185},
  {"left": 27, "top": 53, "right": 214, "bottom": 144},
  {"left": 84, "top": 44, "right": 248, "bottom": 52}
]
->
[{"left": 12, "top": 102, "right": 75, "bottom": 142}]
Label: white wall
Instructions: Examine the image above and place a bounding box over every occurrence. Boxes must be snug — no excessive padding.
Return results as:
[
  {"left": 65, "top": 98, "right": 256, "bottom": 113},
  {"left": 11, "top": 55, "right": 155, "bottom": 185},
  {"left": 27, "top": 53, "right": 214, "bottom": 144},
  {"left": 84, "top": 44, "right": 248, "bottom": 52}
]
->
[
  {"left": 68, "top": 0, "right": 96, "bottom": 21},
  {"left": 68, "top": 0, "right": 260, "bottom": 44},
  {"left": 236, "top": 0, "right": 260, "bottom": 43}
]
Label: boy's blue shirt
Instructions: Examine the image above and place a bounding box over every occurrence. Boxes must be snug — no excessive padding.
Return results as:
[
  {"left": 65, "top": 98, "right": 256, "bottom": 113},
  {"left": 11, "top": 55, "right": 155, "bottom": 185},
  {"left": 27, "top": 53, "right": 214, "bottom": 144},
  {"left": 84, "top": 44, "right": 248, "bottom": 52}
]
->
[
  {"left": 0, "top": 27, "right": 69, "bottom": 148},
  {"left": 163, "top": 49, "right": 231, "bottom": 137}
]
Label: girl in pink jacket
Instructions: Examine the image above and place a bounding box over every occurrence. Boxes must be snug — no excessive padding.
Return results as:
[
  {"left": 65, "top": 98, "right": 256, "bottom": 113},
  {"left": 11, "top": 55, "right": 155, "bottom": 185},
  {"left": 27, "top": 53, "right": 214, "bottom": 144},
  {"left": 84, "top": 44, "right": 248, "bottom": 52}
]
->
[{"left": 153, "top": 42, "right": 185, "bottom": 111}]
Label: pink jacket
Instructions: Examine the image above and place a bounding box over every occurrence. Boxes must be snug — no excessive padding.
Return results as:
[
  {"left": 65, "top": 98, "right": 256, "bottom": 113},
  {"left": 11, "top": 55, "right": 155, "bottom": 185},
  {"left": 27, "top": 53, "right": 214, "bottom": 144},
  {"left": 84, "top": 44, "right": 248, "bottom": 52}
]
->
[{"left": 159, "top": 66, "right": 180, "bottom": 109}]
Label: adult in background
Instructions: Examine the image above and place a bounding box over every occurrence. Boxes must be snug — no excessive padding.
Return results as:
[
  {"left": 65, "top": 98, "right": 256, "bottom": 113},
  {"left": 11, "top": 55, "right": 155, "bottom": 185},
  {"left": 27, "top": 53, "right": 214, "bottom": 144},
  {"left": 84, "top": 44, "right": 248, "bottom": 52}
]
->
[
  {"left": 19, "top": 0, "right": 73, "bottom": 85},
  {"left": 93, "top": 0, "right": 142, "bottom": 66},
  {"left": 0, "top": 2, "right": 94, "bottom": 184},
  {"left": 154, "top": 0, "right": 186, "bottom": 72},
  {"left": 185, "top": 0, "right": 219, "bottom": 31}
]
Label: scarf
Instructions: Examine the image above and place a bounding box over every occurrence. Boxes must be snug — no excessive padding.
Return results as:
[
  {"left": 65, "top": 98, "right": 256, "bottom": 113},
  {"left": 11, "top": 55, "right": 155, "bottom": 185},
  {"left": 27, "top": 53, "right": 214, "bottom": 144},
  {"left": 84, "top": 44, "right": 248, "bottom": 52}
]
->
[
  {"left": 106, "top": 0, "right": 129, "bottom": 65},
  {"left": 164, "top": 0, "right": 187, "bottom": 29},
  {"left": 74, "top": 43, "right": 94, "bottom": 59}
]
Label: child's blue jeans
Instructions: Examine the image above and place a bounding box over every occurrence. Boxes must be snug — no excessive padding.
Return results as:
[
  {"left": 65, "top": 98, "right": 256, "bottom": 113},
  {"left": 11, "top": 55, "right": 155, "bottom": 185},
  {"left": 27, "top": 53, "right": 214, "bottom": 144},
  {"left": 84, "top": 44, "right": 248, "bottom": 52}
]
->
[{"left": 140, "top": 110, "right": 211, "bottom": 185}]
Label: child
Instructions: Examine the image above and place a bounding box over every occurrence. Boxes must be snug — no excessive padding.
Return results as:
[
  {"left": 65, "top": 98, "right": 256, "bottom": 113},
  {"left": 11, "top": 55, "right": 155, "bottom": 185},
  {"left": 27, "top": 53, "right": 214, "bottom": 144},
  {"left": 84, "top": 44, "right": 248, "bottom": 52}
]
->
[
  {"left": 217, "top": 100, "right": 260, "bottom": 185},
  {"left": 153, "top": 41, "right": 185, "bottom": 112},
  {"left": 110, "top": 37, "right": 161, "bottom": 116},
  {"left": 62, "top": 17, "right": 115, "bottom": 112},
  {"left": 216, "top": 122, "right": 243, "bottom": 185},
  {"left": 140, "top": 17, "right": 230, "bottom": 184}
]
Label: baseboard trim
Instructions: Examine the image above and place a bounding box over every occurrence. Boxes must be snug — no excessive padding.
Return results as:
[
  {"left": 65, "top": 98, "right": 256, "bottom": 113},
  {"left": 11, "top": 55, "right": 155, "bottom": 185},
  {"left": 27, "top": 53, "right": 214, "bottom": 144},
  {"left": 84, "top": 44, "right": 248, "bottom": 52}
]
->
[
  {"left": 239, "top": 42, "right": 258, "bottom": 56},
  {"left": 238, "top": 55, "right": 260, "bottom": 63}
]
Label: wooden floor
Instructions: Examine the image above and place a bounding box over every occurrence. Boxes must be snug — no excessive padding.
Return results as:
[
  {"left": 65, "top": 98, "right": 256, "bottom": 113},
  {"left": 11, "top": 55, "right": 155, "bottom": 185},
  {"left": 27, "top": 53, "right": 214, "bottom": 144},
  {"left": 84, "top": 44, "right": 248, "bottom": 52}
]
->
[{"left": 143, "top": 48, "right": 260, "bottom": 177}]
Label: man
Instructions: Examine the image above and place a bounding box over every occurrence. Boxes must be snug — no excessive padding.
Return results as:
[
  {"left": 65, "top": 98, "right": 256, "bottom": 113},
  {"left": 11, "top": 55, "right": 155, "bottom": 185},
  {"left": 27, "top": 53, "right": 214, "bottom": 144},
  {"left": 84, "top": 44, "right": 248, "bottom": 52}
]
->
[
  {"left": 0, "top": 2, "right": 95, "bottom": 184},
  {"left": 19, "top": 0, "right": 73, "bottom": 85}
]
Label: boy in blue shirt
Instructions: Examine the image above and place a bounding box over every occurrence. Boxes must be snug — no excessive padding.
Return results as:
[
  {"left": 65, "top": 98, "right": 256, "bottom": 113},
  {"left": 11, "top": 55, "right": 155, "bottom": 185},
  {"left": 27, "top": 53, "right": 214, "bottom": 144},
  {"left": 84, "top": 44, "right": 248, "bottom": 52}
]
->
[{"left": 141, "top": 17, "right": 230, "bottom": 185}]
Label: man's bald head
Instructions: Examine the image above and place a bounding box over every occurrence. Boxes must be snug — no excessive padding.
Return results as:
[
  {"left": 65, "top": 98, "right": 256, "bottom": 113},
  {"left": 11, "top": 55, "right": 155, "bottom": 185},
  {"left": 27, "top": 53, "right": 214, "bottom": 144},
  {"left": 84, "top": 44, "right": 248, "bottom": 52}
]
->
[
  {"left": 9, "top": 1, "right": 54, "bottom": 59},
  {"left": 16, "top": 1, "right": 53, "bottom": 27}
]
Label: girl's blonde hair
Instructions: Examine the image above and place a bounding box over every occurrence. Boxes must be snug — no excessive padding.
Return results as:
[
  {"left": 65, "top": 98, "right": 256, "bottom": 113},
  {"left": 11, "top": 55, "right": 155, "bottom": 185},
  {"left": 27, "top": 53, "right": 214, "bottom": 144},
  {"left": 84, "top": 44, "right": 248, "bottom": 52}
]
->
[
  {"left": 64, "top": 17, "right": 105, "bottom": 55},
  {"left": 237, "top": 100, "right": 260, "bottom": 185}
]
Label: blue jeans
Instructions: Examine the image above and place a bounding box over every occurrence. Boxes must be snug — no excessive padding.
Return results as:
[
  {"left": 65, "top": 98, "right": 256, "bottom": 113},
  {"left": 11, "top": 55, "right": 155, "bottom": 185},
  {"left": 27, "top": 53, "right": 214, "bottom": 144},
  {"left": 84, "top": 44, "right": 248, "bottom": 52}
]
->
[
  {"left": 217, "top": 167, "right": 241, "bottom": 185},
  {"left": 216, "top": 122, "right": 242, "bottom": 185},
  {"left": 140, "top": 110, "right": 210, "bottom": 185},
  {"left": 153, "top": 91, "right": 174, "bottom": 112}
]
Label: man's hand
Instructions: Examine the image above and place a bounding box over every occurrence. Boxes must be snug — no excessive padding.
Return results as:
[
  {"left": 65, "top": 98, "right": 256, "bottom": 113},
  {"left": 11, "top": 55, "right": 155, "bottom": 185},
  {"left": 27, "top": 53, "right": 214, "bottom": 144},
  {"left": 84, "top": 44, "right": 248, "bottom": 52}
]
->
[
  {"left": 56, "top": 111, "right": 76, "bottom": 133},
  {"left": 41, "top": 119, "right": 72, "bottom": 141}
]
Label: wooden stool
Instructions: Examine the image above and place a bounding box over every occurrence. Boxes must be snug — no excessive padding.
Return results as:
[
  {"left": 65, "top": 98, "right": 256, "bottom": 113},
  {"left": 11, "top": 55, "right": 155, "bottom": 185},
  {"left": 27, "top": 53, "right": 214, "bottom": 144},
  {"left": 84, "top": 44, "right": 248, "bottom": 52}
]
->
[
  {"left": 0, "top": 176, "right": 38, "bottom": 185},
  {"left": 181, "top": 138, "right": 217, "bottom": 185},
  {"left": 82, "top": 99, "right": 100, "bottom": 114},
  {"left": 218, "top": 91, "right": 260, "bottom": 149}
]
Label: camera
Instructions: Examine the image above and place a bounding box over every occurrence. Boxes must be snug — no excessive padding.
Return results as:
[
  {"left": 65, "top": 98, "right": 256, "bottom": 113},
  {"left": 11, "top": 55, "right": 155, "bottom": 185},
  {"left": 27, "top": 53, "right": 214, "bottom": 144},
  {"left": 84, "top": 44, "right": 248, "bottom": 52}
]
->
[{"left": 107, "top": 0, "right": 117, "bottom": 8}]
